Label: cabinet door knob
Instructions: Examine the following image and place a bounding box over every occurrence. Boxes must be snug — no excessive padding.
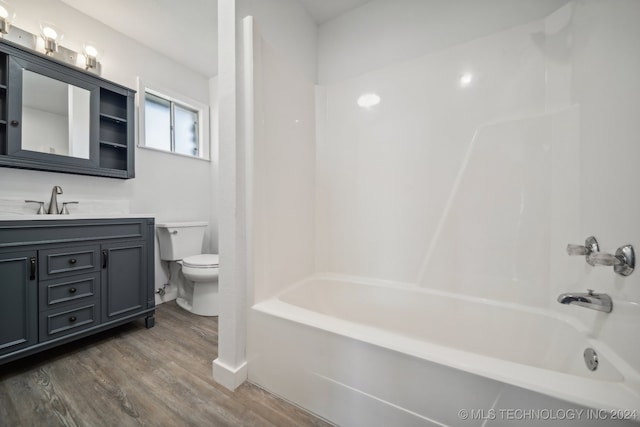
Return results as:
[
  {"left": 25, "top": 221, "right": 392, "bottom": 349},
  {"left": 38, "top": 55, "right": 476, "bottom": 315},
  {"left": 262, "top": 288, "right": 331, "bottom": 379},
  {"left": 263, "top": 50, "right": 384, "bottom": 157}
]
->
[
  {"left": 69, "top": 316, "right": 77, "bottom": 323},
  {"left": 68, "top": 287, "right": 77, "bottom": 294},
  {"left": 10, "top": 120, "right": 19, "bottom": 127},
  {"left": 69, "top": 258, "right": 77, "bottom": 265}
]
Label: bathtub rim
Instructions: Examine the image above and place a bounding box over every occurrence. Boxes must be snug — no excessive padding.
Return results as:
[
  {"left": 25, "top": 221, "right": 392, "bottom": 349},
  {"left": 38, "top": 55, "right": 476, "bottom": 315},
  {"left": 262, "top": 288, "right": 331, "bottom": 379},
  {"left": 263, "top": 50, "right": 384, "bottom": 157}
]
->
[{"left": 252, "top": 273, "right": 640, "bottom": 413}]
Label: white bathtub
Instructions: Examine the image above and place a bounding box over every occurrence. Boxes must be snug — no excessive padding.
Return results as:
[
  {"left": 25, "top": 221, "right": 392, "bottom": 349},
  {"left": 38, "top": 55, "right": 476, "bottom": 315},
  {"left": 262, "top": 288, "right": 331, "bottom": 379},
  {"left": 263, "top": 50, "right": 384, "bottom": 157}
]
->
[{"left": 249, "top": 275, "right": 640, "bottom": 426}]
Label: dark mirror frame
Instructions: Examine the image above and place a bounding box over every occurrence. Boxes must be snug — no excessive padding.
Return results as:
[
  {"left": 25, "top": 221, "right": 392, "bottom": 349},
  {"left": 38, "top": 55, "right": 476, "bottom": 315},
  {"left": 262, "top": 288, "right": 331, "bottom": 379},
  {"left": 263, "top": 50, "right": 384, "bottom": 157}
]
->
[
  {"left": 8, "top": 56, "right": 101, "bottom": 168},
  {"left": 0, "top": 38, "right": 136, "bottom": 179}
]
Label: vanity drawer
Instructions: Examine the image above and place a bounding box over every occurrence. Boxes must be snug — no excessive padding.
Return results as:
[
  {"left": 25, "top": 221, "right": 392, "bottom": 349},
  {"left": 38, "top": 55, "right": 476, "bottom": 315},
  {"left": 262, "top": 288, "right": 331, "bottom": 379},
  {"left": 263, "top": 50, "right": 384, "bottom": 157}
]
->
[
  {"left": 39, "top": 245, "right": 100, "bottom": 279},
  {"left": 39, "top": 273, "right": 100, "bottom": 311},
  {"left": 39, "top": 303, "right": 99, "bottom": 342}
]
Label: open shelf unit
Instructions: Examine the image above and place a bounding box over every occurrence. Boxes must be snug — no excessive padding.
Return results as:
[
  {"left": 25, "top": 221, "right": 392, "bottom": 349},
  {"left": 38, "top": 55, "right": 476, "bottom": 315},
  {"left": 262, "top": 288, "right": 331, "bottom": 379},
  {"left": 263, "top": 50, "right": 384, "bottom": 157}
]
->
[
  {"left": 99, "top": 88, "right": 131, "bottom": 172},
  {"left": 0, "top": 53, "right": 6, "bottom": 155}
]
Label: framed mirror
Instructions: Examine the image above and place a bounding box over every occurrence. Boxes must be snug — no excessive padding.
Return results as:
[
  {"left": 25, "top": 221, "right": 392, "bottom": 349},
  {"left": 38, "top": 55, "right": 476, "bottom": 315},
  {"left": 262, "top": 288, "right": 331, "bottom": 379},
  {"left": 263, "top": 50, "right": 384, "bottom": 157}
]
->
[
  {"left": 0, "top": 38, "right": 135, "bottom": 179},
  {"left": 6, "top": 55, "right": 100, "bottom": 169}
]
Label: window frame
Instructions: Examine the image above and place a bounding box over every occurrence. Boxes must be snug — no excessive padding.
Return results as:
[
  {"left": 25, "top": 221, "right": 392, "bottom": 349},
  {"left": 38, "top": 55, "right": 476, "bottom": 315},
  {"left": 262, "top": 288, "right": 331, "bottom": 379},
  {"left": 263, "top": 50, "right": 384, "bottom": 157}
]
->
[{"left": 137, "top": 79, "right": 210, "bottom": 161}]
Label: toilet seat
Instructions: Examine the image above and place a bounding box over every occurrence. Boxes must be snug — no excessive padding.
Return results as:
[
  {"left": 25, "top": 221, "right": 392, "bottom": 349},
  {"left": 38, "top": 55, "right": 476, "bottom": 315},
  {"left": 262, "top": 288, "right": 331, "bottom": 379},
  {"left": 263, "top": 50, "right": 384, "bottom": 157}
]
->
[{"left": 183, "top": 254, "right": 219, "bottom": 268}]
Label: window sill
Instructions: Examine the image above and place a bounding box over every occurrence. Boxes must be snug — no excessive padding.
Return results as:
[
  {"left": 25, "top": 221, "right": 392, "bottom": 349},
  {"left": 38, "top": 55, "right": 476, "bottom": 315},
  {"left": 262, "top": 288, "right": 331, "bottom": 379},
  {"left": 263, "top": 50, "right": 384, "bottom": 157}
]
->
[{"left": 137, "top": 145, "right": 211, "bottom": 162}]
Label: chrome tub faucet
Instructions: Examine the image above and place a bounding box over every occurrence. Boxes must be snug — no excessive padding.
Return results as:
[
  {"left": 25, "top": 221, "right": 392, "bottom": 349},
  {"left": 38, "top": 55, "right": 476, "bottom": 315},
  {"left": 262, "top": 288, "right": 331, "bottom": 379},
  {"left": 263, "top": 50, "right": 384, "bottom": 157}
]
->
[{"left": 557, "top": 289, "right": 612, "bottom": 313}]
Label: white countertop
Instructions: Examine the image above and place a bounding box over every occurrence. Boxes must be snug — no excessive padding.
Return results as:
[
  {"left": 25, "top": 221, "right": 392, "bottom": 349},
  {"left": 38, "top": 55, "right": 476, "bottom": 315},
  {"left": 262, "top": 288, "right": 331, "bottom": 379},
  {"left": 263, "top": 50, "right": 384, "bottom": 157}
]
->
[
  {"left": 0, "top": 198, "right": 154, "bottom": 221},
  {"left": 0, "top": 213, "right": 155, "bottom": 221}
]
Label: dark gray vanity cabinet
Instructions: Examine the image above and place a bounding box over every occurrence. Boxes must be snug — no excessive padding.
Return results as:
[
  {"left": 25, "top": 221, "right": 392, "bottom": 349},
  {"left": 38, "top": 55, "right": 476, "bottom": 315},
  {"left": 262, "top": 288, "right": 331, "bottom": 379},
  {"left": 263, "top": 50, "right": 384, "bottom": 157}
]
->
[
  {"left": 0, "top": 38, "right": 135, "bottom": 179},
  {"left": 0, "top": 250, "right": 38, "bottom": 355},
  {"left": 101, "top": 241, "right": 147, "bottom": 323},
  {"left": 0, "top": 218, "right": 155, "bottom": 365}
]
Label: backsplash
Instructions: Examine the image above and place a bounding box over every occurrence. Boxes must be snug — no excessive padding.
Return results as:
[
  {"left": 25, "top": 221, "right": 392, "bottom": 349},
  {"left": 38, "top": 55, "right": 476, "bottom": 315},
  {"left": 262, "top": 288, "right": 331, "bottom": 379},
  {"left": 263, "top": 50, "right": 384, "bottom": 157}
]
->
[{"left": 0, "top": 197, "right": 130, "bottom": 216}]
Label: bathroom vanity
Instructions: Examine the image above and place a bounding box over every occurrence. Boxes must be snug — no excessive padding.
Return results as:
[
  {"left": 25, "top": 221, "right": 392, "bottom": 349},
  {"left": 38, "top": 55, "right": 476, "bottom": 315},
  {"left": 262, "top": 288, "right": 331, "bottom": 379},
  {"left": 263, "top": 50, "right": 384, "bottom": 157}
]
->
[{"left": 0, "top": 216, "right": 155, "bottom": 365}]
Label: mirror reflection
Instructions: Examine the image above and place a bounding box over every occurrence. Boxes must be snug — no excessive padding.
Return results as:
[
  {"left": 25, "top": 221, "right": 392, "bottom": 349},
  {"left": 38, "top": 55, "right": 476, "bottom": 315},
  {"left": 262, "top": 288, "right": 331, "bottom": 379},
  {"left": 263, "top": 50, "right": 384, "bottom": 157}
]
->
[{"left": 22, "top": 70, "right": 91, "bottom": 159}]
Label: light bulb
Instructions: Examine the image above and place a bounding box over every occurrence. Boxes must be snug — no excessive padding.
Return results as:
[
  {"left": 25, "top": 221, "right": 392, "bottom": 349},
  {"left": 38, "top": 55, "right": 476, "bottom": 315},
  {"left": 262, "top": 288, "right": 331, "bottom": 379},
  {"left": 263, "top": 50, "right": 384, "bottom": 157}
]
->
[
  {"left": 0, "top": 2, "right": 14, "bottom": 35},
  {"left": 82, "top": 43, "right": 100, "bottom": 69},
  {"left": 40, "top": 23, "right": 61, "bottom": 55},
  {"left": 42, "top": 26, "right": 58, "bottom": 40},
  {"left": 84, "top": 44, "right": 98, "bottom": 58}
]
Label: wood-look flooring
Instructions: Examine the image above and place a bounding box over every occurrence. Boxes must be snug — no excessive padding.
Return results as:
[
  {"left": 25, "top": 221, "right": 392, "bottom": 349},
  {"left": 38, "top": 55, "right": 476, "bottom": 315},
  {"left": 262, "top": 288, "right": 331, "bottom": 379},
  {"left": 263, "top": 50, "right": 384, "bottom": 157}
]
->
[{"left": 0, "top": 302, "right": 332, "bottom": 427}]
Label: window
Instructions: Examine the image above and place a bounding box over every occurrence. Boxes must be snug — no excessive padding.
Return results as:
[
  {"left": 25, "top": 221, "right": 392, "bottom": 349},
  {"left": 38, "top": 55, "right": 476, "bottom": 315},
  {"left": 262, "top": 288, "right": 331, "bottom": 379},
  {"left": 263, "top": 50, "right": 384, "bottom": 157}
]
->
[
  {"left": 138, "top": 81, "right": 210, "bottom": 160},
  {"left": 144, "top": 92, "right": 199, "bottom": 156}
]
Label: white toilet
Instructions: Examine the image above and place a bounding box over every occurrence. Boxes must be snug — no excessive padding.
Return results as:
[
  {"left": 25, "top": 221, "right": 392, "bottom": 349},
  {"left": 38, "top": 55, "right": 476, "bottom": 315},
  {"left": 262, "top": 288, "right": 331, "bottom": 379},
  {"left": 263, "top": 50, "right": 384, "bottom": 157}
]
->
[{"left": 156, "top": 222, "right": 219, "bottom": 317}]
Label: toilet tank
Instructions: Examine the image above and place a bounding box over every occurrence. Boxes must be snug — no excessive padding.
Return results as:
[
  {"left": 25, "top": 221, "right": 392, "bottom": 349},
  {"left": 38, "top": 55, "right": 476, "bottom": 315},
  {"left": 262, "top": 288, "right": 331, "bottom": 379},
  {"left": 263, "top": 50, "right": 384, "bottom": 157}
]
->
[{"left": 156, "top": 221, "right": 208, "bottom": 261}]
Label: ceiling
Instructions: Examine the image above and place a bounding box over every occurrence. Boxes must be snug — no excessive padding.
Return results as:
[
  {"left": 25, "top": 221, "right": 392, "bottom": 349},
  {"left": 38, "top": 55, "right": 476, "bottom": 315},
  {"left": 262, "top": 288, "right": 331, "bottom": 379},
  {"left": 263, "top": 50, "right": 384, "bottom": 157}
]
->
[
  {"left": 60, "top": 0, "right": 219, "bottom": 78},
  {"left": 60, "top": 0, "right": 371, "bottom": 78}
]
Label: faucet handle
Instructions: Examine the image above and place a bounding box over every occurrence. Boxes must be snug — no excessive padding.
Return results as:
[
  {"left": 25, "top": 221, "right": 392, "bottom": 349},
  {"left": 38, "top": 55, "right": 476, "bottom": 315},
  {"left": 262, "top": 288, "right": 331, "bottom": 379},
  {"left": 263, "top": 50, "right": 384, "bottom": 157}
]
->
[
  {"left": 25, "top": 200, "right": 46, "bottom": 214},
  {"left": 59, "top": 201, "right": 79, "bottom": 215},
  {"left": 588, "top": 252, "right": 617, "bottom": 266},
  {"left": 588, "top": 245, "right": 635, "bottom": 276},
  {"left": 567, "top": 236, "right": 600, "bottom": 266},
  {"left": 567, "top": 244, "right": 589, "bottom": 256}
]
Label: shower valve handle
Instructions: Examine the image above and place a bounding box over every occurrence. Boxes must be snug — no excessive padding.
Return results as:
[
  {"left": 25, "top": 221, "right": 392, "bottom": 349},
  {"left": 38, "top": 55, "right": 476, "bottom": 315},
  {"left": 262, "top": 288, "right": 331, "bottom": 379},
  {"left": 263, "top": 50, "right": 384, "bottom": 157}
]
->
[
  {"left": 588, "top": 252, "right": 617, "bottom": 266},
  {"left": 567, "top": 244, "right": 589, "bottom": 256},
  {"left": 588, "top": 245, "right": 635, "bottom": 276},
  {"left": 567, "top": 236, "right": 600, "bottom": 266}
]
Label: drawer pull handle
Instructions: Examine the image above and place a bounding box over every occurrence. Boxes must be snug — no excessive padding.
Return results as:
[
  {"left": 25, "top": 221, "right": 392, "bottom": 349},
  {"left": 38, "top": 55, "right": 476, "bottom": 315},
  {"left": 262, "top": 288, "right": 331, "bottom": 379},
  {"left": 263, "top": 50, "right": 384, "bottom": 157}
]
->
[
  {"left": 30, "top": 257, "right": 36, "bottom": 280},
  {"left": 69, "top": 258, "right": 77, "bottom": 265},
  {"left": 69, "top": 287, "right": 77, "bottom": 294},
  {"left": 69, "top": 316, "right": 77, "bottom": 323}
]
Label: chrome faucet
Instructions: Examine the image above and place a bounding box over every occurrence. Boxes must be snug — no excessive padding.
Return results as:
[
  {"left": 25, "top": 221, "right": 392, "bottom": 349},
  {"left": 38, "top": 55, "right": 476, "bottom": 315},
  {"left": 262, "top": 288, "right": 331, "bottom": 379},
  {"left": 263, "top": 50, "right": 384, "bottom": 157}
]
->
[
  {"left": 47, "top": 185, "right": 63, "bottom": 214},
  {"left": 557, "top": 289, "right": 612, "bottom": 313}
]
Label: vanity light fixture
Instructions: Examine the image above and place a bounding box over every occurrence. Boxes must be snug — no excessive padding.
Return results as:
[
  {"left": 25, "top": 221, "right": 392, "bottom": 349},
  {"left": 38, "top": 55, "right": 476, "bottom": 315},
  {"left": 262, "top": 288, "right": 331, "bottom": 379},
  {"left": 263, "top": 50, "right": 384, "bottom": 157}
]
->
[
  {"left": 1, "top": 22, "right": 101, "bottom": 75},
  {"left": 40, "top": 24, "right": 60, "bottom": 55},
  {"left": 0, "top": 2, "right": 14, "bottom": 36},
  {"left": 83, "top": 43, "right": 99, "bottom": 70}
]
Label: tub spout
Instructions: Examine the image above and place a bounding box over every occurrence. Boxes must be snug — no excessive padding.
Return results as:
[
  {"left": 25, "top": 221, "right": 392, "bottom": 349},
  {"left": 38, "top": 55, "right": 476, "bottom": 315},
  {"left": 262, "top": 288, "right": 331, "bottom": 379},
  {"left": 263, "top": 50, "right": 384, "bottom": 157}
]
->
[{"left": 557, "top": 289, "right": 612, "bottom": 313}]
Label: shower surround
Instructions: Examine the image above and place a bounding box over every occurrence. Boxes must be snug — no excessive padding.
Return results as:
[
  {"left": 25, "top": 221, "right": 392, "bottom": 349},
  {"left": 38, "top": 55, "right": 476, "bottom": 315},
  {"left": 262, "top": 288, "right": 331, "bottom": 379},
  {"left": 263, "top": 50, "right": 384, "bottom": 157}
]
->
[{"left": 244, "top": 1, "right": 640, "bottom": 425}]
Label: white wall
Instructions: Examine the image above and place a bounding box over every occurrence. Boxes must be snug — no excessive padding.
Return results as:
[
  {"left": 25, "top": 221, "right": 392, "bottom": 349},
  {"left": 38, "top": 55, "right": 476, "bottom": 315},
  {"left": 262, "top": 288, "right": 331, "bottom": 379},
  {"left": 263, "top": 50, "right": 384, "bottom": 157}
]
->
[
  {"left": 1, "top": 0, "right": 216, "bottom": 303},
  {"left": 316, "top": 8, "right": 554, "bottom": 295},
  {"left": 314, "top": 0, "right": 640, "bottom": 378},
  {"left": 214, "top": 0, "right": 242, "bottom": 390},
  {"left": 565, "top": 0, "right": 640, "bottom": 376},
  {"left": 215, "top": 0, "right": 316, "bottom": 390},
  {"left": 251, "top": 29, "right": 316, "bottom": 304},
  {"left": 237, "top": 0, "right": 317, "bottom": 82},
  {"left": 318, "top": 0, "right": 571, "bottom": 84}
]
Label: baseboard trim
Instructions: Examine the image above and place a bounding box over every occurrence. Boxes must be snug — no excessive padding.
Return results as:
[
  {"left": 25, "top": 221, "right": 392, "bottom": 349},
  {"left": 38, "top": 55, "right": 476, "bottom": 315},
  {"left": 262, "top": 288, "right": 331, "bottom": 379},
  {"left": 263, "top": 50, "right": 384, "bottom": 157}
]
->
[{"left": 213, "top": 358, "right": 248, "bottom": 390}]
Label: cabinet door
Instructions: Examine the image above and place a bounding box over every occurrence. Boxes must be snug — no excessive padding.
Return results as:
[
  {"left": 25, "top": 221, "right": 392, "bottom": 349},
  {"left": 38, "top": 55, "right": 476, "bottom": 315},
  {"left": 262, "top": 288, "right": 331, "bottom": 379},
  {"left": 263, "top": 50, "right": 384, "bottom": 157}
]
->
[
  {"left": 0, "top": 250, "right": 37, "bottom": 356},
  {"left": 101, "top": 241, "right": 147, "bottom": 322},
  {"left": 7, "top": 56, "right": 101, "bottom": 169}
]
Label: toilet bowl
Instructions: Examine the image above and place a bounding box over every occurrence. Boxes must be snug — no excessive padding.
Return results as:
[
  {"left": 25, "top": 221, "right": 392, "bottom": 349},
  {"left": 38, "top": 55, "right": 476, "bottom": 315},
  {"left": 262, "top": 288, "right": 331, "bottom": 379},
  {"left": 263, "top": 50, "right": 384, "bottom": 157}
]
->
[
  {"left": 156, "top": 222, "right": 219, "bottom": 317},
  {"left": 178, "top": 254, "right": 219, "bottom": 316}
]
